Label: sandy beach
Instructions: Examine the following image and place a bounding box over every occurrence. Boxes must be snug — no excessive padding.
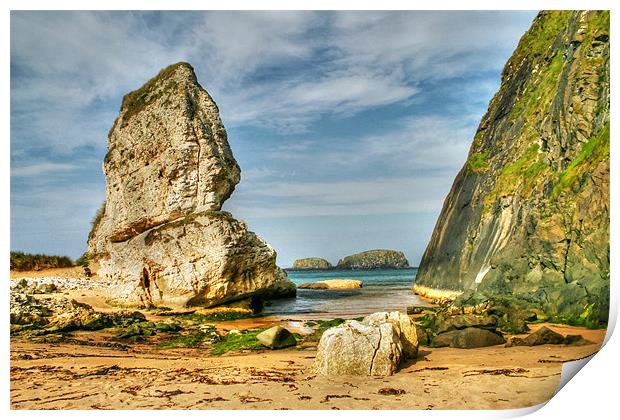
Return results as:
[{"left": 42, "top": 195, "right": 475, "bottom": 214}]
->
[{"left": 9, "top": 271, "right": 605, "bottom": 410}]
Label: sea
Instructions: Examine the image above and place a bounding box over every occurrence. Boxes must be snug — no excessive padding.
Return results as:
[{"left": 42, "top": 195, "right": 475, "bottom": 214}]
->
[{"left": 263, "top": 268, "right": 429, "bottom": 319}]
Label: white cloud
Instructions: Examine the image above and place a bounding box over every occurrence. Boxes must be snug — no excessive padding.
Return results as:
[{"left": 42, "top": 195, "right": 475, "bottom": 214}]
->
[
  {"left": 354, "top": 115, "right": 475, "bottom": 171},
  {"left": 225, "top": 175, "right": 450, "bottom": 219},
  {"left": 11, "top": 162, "right": 79, "bottom": 177}
]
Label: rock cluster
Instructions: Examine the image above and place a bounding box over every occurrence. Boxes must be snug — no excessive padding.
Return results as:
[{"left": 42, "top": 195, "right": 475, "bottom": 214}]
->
[
  {"left": 415, "top": 11, "right": 610, "bottom": 323},
  {"left": 86, "top": 62, "right": 295, "bottom": 308},
  {"left": 11, "top": 277, "right": 111, "bottom": 292},
  {"left": 313, "top": 311, "right": 418, "bottom": 376},
  {"left": 10, "top": 292, "right": 145, "bottom": 335},
  {"left": 336, "top": 250, "right": 409, "bottom": 269}
]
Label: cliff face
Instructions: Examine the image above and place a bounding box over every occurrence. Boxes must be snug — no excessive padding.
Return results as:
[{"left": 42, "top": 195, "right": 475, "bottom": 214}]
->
[
  {"left": 415, "top": 11, "right": 609, "bottom": 322},
  {"left": 291, "top": 258, "right": 333, "bottom": 270},
  {"left": 88, "top": 62, "right": 295, "bottom": 308},
  {"left": 337, "top": 250, "right": 410, "bottom": 270}
]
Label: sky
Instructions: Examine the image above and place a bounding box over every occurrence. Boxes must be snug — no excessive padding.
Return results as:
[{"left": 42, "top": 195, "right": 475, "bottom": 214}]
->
[{"left": 10, "top": 10, "right": 538, "bottom": 267}]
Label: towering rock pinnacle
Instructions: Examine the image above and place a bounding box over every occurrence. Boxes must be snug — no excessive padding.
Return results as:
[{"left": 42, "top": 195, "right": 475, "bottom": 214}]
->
[
  {"left": 88, "top": 62, "right": 295, "bottom": 308},
  {"left": 414, "top": 11, "right": 609, "bottom": 322}
]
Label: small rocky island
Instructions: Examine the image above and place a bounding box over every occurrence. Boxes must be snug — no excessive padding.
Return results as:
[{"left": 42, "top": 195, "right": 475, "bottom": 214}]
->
[
  {"left": 336, "top": 249, "right": 410, "bottom": 270},
  {"left": 291, "top": 258, "right": 333, "bottom": 270}
]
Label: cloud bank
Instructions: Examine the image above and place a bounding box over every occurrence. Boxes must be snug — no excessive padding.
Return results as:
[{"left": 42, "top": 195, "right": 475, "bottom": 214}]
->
[{"left": 10, "top": 11, "right": 537, "bottom": 265}]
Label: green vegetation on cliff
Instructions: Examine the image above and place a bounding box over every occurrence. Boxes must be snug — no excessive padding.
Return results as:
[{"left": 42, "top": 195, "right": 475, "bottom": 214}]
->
[
  {"left": 87, "top": 202, "right": 106, "bottom": 240},
  {"left": 120, "top": 62, "right": 192, "bottom": 125},
  {"left": 415, "top": 11, "right": 610, "bottom": 323},
  {"left": 552, "top": 121, "right": 610, "bottom": 200}
]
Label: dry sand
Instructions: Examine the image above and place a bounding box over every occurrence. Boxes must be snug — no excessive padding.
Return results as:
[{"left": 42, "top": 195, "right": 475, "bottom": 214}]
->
[{"left": 9, "top": 269, "right": 605, "bottom": 410}]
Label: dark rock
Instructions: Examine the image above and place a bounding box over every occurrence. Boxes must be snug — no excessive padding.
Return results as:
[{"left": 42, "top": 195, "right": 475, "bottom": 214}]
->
[
  {"left": 507, "top": 326, "right": 564, "bottom": 346},
  {"left": 256, "top": 326, "right": 297, "bottom": 349},
  {"left": 507, "top": 326, "right": 593, "bottom": 347},
  {"left": 432, "top": 328, "right": 505, "bottom": 348},
  {"left": 563, "top": 334, "right": 593, "bottom": 346},
  {"left": 115, "top": 322, "right": 157, "bottom": 340},
  {"left": 451, "top": 328, "right": 505, "bottom": 348},
  {"left": 436, "top": 314, "right": 497, "bottom": 334},
  {"left": 430, "top": 330, "right": 461, "bottom": 348}
]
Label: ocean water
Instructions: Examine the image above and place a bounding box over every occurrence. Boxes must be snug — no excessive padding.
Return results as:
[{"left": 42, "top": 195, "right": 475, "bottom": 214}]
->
[{"left": 263, "top": 268, "right": 429, "bottom": 319}]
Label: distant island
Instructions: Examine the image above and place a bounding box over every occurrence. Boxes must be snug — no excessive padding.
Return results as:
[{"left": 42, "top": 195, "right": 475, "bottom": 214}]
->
[
  {"left": 288, "top": 249, "right": 410, "bottom": 271},
  {"left": 291, "top": 257, "right": 333, "bottom": 270}
]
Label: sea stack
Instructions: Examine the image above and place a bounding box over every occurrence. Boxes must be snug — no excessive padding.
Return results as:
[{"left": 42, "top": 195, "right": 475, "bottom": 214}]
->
[
  {"left": 414, "top": 11, "right": 609, "bottom": 322},
  {"left": 291, "top": 258, "right": 333, "bottom": 270},
  {"left": 337, "top": 249, "right": 409, "bottom": 269},
  {"left": 87, "top": 62, "right": 296, "bottom": 308}
]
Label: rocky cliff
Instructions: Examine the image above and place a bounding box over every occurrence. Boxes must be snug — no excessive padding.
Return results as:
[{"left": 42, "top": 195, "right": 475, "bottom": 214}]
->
[
  {"left": 337, "top": 250, "right": 409, "bottom": 270},
  {"left": 291, "top": 258, "right": 333, "bottom": 270},
  {"left": 414, "top": 11, "right": 609, "bottom": 323},
  {"left": 88, "top": 62, "right": 295, "bottom": 308}
]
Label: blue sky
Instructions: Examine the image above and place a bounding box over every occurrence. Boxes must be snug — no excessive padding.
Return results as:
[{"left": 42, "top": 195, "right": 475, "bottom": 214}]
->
[{"left": 10, "top": 11, "right": 537, "bottom": 267}]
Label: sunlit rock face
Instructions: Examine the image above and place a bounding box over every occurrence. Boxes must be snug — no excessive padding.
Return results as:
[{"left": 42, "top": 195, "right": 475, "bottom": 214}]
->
[
  {"left": 88, "top": 62, "right": 295, "bottom": 308},
  {"left": 415, "top": 11, "right": 609, "bottom": 322}
]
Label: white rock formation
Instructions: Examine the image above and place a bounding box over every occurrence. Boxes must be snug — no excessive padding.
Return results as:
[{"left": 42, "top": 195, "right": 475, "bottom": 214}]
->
[
  {"left": 87, "top": 62, "right": 295, "bottom": 308},
  {"left": 363, "top": 311, "right": 419, "bottom": 359},
  {"left": 313, "top": 320, "right": 403, "bottom": 376}
]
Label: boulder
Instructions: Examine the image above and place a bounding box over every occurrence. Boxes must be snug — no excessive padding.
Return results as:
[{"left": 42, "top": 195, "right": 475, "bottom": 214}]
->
[
  {"left": 363, "top": 311, "right": 418, "bottom": 359},
  {"left": 86, "top": 62, "right": 295, "bottom": 308},
  {"left": 298, "top": 279, "right": 362, "bottom": 289},
  {"left": 435, "top": 314, "right": 497, "bottom": 334},
  {"left": 256, "top": 326, "right": 297, "bottom": 349},
  {"left": 563, "top": 334, "right": 592, "bottom": 346},
  {"left": 432, "top": 328, "right": 505, "bottom": 348},
  {"left": 506, "top": 326, "right": 590, "bottom": 347},
  {"left": 430, "top": 330, "right": 461, "bottom": 348},
  {"left": 313, "top": 320, "right": 402, "bottom": 376}
]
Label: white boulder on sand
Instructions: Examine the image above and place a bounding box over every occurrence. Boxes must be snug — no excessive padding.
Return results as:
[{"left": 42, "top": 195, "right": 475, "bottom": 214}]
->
[
  {"left": 313, "top": 311, "right": 419, "bottom": 376},
  {"left": 363, "top": 311, "right": 418, "bottom": 359},
  {"left": 298, "top": 279, "right": 362, "bottom": 289}
]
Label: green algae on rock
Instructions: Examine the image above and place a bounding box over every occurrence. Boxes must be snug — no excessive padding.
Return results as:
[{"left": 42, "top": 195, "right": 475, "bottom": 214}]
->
[{"left": 414, "top": 11, "right": 610, "bottom": 324}]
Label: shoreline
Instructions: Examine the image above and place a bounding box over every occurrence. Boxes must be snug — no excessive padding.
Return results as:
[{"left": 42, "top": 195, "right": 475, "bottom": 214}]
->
[{"left": 10, "top": 270, "right": 607, "bottom": 410}]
